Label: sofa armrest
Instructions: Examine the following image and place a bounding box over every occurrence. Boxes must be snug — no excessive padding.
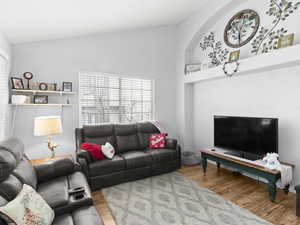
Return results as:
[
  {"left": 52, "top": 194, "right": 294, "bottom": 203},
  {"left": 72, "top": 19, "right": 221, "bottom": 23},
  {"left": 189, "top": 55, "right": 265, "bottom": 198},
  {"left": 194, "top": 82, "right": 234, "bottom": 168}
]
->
[
  {"left": 77, "top": 156, "right": 90, "bottom": 179},
  {"left": 165, "top": 138, "right": 178, "bottom": 150},
  {"left": 77, "top": 148, "right": 93, "bottom": 164},
  {"left": 165, "top": 138, "right": 181, "bottom": 169},
  {"left": 34, "top": 157, "right": 76, "bottom": 183},
  {"left": 296, "top": 184, "right": 300, "bottom": 193}
]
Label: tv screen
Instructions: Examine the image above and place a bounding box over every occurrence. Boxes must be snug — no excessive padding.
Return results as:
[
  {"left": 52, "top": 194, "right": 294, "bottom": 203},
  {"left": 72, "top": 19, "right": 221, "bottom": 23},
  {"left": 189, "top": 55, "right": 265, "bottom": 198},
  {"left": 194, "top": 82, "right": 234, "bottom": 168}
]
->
[{"left": 214, "top": 116, "right": 278, "bottom": 156}]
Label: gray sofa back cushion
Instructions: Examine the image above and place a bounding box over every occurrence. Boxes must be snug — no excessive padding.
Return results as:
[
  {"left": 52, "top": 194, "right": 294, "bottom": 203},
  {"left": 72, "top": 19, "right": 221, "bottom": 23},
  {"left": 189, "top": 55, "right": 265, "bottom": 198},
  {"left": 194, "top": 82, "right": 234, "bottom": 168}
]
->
[
  {"left": 83, "top": 125, "right": 116, "bottom": 150},
  {"left": 114, "top": 124, "right": 141, "bottom": 154},
  {"left": 0, "top": 175, "right": 23, "bottom": 202},
  {"left": 77, "top": 123, "right": 161, "bottom": 154},
  {"left": 13, "top": 157, "right": 37, "bottom": 189},
  {"left": 0, "top": 138, "right": 25, "bottom": 182}
]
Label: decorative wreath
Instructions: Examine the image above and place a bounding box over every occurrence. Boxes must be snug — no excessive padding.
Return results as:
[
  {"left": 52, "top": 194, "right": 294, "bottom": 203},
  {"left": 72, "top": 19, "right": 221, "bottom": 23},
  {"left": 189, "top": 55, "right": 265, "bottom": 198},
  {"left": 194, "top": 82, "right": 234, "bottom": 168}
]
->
[{"left": 222, "top": 61, "right": 239, "bottom": 77}]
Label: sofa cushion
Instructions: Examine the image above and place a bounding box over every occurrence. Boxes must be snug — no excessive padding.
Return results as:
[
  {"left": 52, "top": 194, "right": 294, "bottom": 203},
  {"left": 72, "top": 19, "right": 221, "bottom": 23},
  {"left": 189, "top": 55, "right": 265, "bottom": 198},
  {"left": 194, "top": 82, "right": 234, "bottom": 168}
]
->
[
  {"left": 37, "top": 176, "right": 69, "bottom": 209},
  {"left": 52, "top": 206, "right": 103, "bottom": 225},
  {"left": 0, "top": 138, "right": 24, "bottom": 164},
  {"left": 72, "top": 206, "right": 103, "bottom": 225},
  {"left": 121, "top": 151, "right": 152, "bottom": 169},
  {"left": 137, "top": 122, "right": 160, "bottom": 149},
  {"left": 89, "top": 156, "right": 125, "bottom": 177},
  {"left": 0, "top": 152, "right": 16, "bottom": 183},
  {"left": 83, "top": 125, "right": 116, "bottom": 149},
  {"left": 115, "top": 124, "right": 140, "bottom": 153},
  {"left": 0, "top": 138, "right": 24, "bottom": 182},
  {"left": 34, "top": 157, "right": 75, "bottom": 183},
  {"left": 147, "top": 149, "right": 177, "bottom": 164},
  {"left": 52, "top": 214, "right": 73, "bottom": 225},
  {"left": 0, "top": 175, "right": 23, "bottom": 202},
  {"left": 12, "top": 157, "right": 37, "bottom": 189}
]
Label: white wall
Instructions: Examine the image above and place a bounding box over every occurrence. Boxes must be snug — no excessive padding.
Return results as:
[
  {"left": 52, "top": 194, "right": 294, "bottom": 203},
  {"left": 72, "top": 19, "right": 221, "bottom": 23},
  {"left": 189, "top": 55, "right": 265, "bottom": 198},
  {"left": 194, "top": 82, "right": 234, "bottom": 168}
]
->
[
  {"left": 193, "top": 66, "right": 300, "bottom": 165},
  {"left": 0, "top": 32, "right": 11, "bottom": 141},
  {"left": 175, "top": 0, "right": 235, "bottom": 150},
  {"left": 176, "top": 0, "right": 300, "bottom": 185},
  {"left": 11, "top": 26, "right": 177, "bottom": 159}
]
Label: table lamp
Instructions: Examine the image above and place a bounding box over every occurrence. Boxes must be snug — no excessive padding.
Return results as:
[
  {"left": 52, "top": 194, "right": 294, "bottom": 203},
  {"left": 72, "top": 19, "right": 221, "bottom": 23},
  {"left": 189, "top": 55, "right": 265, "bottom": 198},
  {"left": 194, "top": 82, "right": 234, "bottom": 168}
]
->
[{"left": 34, "top": 116, "right": 63, "bottom": 158}]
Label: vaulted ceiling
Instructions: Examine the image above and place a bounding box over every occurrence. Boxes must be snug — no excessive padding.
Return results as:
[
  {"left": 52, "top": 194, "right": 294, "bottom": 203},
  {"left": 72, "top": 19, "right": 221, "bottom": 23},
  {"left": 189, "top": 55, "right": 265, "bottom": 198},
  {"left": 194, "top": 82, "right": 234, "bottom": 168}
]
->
[{"left": 0, "top": 0, "right": 208, "bottom": 44}]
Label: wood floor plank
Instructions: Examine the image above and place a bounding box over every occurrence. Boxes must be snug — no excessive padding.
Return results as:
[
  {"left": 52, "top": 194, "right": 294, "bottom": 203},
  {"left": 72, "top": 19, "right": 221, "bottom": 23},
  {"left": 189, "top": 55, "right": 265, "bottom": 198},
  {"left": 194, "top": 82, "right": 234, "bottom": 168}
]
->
[{"left": 92, "top": 164, "right": 300, "bottom": 225}]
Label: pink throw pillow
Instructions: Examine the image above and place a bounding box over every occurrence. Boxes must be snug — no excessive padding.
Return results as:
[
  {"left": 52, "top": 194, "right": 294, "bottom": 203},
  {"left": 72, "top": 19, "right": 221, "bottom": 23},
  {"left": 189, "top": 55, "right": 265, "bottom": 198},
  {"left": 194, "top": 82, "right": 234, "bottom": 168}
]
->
[{"left": 149, "top": 133, "right": 167, "bottom": 149}]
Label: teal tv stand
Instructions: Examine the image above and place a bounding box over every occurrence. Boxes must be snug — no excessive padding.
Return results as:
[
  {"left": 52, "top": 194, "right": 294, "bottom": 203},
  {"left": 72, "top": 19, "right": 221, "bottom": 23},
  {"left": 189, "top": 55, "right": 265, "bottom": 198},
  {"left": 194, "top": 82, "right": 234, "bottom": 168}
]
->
[{"left": 201, "top": 150, "right": 293, "bottom": 202}]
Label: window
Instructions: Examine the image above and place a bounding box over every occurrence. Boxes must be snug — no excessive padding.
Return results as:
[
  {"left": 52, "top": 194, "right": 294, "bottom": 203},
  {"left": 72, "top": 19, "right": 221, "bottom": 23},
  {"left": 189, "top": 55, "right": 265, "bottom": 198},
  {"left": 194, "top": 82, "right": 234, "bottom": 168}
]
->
[{"left": 79, "top": 73, "right": 154, "bottom": 126}]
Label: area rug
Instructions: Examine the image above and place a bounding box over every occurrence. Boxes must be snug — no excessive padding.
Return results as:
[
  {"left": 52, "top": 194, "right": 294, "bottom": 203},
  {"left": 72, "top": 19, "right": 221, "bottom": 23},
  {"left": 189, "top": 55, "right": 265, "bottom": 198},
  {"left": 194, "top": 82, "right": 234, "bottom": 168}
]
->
[{"left": 102, "top": 172, "right": 272, "bottom": 225}]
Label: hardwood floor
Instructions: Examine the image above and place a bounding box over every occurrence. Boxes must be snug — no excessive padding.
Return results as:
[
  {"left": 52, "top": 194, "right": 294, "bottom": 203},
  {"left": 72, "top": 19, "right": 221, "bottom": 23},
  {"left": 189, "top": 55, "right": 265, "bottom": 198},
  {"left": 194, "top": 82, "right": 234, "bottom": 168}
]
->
[{"left": 92, "top": 163, "right": 300, "bottom": 225}]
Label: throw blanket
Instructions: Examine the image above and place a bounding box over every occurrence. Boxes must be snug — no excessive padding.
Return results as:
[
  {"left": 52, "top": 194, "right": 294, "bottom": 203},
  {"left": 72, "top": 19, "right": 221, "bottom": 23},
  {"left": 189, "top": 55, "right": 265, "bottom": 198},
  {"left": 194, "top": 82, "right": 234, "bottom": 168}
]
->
[
  {"left": 149, "top": 120, "right": 167, "bottom": 134},
  {"left": 278, "top": 164, "right": 293, "bottom": 188}
]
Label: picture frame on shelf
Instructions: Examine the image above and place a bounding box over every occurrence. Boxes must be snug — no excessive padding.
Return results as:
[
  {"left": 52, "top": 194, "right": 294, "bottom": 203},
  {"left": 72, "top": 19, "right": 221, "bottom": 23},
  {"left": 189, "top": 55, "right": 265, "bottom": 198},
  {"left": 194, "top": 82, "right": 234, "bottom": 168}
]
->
[
  {"left": 29, "top": 82, "right": 39, "bottom": 90},
  {"left": 228, "top": 50, "right": 240, "bottom": 63},
  {"left": 62, "top": 82, "right": 72, "bottom": 92},
  {"left": 34, "top": 95, "right": 48, "bottom": 104},
  {"left": 184, "top": 64, "right": 202, "bottom": 75},
  {"left": 47, "top": 83, "right": 57, "bottom": 91},
  {"left": 11, "top": 77, "right": 24, "bottom": 90},
  {"left": 278, "top": 34, "right": 294, "bottom": 49}
]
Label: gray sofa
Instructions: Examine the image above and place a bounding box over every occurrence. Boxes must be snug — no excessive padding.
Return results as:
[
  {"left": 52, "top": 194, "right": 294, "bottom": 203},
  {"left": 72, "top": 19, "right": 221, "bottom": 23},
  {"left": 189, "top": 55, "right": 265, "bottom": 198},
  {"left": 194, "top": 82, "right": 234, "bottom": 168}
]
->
[
  {"left": 76, "top": 122, "right": 181, "bottom": 190},
  {"left": 0, "top": 138, "right": 103, "bottom": 225}
]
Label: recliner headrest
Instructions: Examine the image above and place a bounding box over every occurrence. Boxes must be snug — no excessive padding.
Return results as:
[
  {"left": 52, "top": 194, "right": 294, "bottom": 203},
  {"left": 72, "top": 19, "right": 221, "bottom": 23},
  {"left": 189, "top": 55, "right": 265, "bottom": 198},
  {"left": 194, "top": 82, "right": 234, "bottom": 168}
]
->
[{"left": 0, "top": 138, "right": 25, "bottom": 181}]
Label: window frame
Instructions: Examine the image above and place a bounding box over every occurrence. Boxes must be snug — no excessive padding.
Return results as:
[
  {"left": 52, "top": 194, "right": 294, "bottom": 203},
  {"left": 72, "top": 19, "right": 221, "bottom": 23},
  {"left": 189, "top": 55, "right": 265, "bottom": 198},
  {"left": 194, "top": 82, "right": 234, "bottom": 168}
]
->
[{"left": 78, "top": 72, "right": 155, "bottom": 127}]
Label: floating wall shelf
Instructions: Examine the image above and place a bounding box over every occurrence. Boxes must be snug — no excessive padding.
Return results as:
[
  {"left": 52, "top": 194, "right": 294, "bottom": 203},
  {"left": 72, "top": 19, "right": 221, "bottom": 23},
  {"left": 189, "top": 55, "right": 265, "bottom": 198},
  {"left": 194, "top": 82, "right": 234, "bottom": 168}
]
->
[
  {"left": 11, "top": 104, "right": 72, "bottom": 107},
  {"left": 11, "top": 89, "right": 76, "bottom": 95},
  {"left": 184, "top": 44, "right": 300, "bottom": 84}
]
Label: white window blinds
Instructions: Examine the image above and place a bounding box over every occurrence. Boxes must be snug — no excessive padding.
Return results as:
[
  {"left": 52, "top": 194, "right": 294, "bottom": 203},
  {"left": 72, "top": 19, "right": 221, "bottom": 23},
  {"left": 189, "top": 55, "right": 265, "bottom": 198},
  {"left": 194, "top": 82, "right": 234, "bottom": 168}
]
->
[
  {"left": 0, "top": 55, "right": 8, "bottom": 141},
  {"left": 79, "top": 73, "right": 154, "bottom": 126}
]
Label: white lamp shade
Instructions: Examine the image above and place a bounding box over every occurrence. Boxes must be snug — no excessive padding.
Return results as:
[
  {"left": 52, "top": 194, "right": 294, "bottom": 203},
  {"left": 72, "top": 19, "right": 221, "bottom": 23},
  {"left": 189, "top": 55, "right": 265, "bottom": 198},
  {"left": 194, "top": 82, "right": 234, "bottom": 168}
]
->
[{"left": 34, "top": 116, "right": 63, "bottom": 136}]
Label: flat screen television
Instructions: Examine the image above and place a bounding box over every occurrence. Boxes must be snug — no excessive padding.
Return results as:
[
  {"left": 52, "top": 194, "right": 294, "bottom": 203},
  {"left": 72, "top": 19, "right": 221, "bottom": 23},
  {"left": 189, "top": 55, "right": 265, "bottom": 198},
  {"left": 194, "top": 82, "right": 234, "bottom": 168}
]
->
[{"left": 214, "top": 116, "right": 278, "bottom": 159}]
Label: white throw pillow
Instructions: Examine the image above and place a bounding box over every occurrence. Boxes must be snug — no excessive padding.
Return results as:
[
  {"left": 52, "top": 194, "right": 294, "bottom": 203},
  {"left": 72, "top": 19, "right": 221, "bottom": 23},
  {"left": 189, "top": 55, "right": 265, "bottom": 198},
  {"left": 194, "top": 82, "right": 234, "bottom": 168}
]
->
[
  {"left": 102, "top": 142, "right": 115, "bottom": 159},
  {"left": 0, "top": 184, "right": 54, "bottom": 225}
]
